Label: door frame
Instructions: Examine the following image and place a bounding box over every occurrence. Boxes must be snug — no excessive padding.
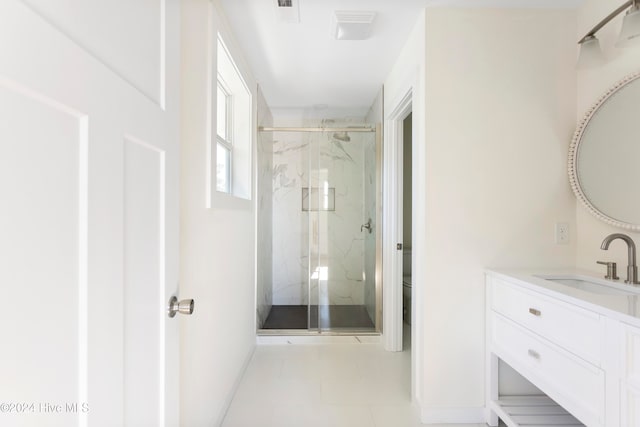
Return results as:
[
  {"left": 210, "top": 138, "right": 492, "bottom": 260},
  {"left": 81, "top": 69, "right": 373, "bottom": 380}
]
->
[
  {"left": 383, "top": 90, "right": 411, "bottom": 353},
  {"left": 382, "top": 88, "right": 413, "bottom": 351},
  {"left": 383, "top": 76, "right": 424, "bottom": 405}
]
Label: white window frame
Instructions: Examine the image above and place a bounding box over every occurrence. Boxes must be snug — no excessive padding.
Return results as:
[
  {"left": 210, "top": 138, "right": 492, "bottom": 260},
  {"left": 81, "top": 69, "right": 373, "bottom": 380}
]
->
[
  {"left": 216, "top": 78, "right": 233, "bottom": 193},
  {"left": 208, "top": 30, "right": 254, "bottom": 209}
]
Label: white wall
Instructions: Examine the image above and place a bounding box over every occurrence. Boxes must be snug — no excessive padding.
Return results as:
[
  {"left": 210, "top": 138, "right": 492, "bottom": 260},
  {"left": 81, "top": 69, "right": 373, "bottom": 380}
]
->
[
  {"left": 384, "top": 7, "right": 578, "bottom": 421},
  {"left": 180, "top": 0, "right": 257, "bottom": 425},
  {"left": 575, "top": 0, "right": 640, "bottom": 272}
]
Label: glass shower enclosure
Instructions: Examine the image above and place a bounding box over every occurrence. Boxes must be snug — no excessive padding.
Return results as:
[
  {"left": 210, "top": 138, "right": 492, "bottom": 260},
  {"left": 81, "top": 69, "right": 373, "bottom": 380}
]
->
[{"left": 257, "top": 124, "right": 381, "bottom": 333}]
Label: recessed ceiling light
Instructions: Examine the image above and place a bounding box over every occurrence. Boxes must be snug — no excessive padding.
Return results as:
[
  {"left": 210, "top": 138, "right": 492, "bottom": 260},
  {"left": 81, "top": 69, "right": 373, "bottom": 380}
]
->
[{"left": 331, "top": 11, "right": 376, "bottom": 41}]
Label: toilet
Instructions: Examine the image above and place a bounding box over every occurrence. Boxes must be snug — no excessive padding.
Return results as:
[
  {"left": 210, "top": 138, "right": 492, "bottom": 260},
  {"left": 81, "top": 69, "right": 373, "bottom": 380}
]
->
[{"left": 402, "top": 249, "right": 412, "bottom": 325}]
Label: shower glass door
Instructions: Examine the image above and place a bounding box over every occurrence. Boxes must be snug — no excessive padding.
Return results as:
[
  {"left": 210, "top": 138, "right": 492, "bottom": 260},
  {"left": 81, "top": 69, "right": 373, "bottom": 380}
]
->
[
  {"left": 307, "top": 128, "right": 378, "bottom": 332},
  {"left": 260, "top": 124, "right": 378, "bottom": 333}
]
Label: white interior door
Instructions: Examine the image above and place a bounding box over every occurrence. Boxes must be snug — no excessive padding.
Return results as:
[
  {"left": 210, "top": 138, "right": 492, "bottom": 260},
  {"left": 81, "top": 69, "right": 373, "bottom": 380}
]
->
[{"left": 0, "top": 1, "right": 180, "bottom": 426}]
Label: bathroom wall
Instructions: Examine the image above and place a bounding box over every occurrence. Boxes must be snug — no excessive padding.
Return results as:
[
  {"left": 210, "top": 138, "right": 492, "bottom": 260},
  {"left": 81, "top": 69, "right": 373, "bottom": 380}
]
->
[
  {"left": 180, "top": 1, "right": 257, "bottom": 424},
  {"left": 270, "top": 113, "right": 374, "bottom": 307},
  {"left": 256, "top": 87, "right": 273, "bottom": 327},
  {"left": 384, "top": 7, "right": 578, "bottom": 422},
  {"left": 575, "top": 0, "right": 640, "bottom": 271}
]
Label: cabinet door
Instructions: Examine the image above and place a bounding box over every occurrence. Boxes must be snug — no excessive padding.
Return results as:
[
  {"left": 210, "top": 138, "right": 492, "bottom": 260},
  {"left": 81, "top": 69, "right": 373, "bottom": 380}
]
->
[
  {"left": 624, "top": 325, "right": 640, "bottom": 388},
  {"left": 622, "top": 325, "right": 640, "bottom": 427},
  {"left": 622, "top": 385, "right": 640, "bottom": 427}
]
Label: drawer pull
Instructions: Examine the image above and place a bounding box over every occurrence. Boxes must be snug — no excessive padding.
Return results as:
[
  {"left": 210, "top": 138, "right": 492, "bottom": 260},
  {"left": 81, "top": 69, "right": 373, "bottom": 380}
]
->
[
  {"left": 528, "top": 308, "right": 541, "bottom": 316},
  {"left": 528, "top": 349, "right": 540, "bottom": 359}
]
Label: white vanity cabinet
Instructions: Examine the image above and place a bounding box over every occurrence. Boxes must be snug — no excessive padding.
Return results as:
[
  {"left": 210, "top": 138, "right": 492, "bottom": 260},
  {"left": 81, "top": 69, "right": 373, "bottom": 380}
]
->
[
  {"left": 486, "top": 270, "right": 640, "bottom": 427},
  {"left": 622, "top": 325, "right": 640, "bottom": 426}
]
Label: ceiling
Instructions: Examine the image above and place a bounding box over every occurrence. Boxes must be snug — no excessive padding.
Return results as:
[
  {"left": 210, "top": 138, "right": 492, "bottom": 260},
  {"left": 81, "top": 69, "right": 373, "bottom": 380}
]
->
[{"left": 219, "top": 0, "right": 582, "bottom": 111}]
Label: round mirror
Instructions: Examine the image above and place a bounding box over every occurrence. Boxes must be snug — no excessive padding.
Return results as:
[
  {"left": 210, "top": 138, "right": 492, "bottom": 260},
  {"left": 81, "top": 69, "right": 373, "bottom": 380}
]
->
[{"left": 569, "top": 71, "right": 640, "bottom": 231}]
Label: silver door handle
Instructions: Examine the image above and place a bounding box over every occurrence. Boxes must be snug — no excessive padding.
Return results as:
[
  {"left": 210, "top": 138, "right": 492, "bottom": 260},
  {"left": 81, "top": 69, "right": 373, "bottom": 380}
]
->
[{"left": 168, "top": 296, "right": 194, "bottom": 318}]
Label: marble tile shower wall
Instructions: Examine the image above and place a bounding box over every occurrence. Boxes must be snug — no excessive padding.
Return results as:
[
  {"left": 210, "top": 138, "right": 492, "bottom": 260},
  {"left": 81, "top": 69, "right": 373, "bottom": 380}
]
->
[
  {"left": 271, "top": 125, "right": 373, "bottom": 306},
  {"left": 256, "top": 89, "right": 273, "bottom": 328}
]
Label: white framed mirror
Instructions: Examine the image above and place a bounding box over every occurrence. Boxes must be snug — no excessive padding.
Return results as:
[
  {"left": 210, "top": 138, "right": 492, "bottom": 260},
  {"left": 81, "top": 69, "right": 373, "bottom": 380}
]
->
[{"left": 569, "top": 71, "right": 640, "bottom": 231}]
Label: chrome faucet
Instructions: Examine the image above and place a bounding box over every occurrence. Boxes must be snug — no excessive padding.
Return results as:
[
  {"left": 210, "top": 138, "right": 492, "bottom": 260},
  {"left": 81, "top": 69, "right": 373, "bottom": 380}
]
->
[{"left": 600, "top": 233, "right": 640, "bottom": 285}]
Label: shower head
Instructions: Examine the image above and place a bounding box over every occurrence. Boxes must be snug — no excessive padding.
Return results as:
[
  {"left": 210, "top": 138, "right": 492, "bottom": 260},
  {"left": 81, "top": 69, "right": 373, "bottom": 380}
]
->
[{"left": 332, "top": 131, "right": 351, "bottom": 142}]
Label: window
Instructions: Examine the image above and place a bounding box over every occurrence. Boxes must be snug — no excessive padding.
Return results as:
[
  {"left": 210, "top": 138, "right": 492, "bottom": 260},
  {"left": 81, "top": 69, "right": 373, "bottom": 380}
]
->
[
  {"left": 214, "top": 34, "right": 252, "bottom": 201},
  {"left": 216, "top": 82, "right": 231, "bottom": 193}
]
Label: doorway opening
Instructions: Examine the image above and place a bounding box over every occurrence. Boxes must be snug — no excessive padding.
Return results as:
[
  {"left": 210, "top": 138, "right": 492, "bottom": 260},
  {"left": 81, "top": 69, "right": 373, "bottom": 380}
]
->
[{"left": 401, "top": 112, "right": 413, "bottom": 355}]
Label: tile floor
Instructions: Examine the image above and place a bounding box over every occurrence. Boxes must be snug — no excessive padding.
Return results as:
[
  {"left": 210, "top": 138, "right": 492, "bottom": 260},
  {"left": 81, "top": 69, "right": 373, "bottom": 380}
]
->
[{"left": 221, "top": 326, "right": 488, "bottom": 427}]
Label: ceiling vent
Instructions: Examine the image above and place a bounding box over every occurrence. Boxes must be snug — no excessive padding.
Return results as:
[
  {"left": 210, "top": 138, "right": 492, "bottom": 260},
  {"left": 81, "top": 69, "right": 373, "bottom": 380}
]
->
[
  {"left": 331, "top": 11, "right": 376, "bottom": 40},
  {"left": 274, "top": 0, "right": 299, "bottom": 23}
]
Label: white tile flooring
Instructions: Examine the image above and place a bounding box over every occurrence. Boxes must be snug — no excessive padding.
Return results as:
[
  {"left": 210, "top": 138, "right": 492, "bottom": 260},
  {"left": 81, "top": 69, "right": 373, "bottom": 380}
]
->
[{"left": 221, "top": 326, "right": 488, "bottom": 427}]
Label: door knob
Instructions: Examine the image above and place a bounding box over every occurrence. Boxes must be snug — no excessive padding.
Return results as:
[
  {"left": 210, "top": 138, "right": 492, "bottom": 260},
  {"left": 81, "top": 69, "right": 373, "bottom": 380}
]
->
[{"left": 167, "top": 296, "right": 194, "bottom": 318}]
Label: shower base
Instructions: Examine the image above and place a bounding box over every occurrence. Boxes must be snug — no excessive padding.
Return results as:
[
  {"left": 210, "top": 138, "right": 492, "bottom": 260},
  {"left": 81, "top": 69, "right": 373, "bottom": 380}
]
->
[{"left": 261, "top": 305, "right": 375, "bottom": 330}]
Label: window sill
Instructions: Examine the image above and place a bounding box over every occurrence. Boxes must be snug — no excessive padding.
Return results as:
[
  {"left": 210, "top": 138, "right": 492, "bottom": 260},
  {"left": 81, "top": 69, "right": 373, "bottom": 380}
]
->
[{"left": 209, "top": 190, "right": 252, "bottom": 211}]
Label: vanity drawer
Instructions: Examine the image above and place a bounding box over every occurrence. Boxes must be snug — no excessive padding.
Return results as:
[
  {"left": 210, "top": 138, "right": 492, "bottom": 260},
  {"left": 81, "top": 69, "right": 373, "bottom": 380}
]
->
[
  {"left": 491, "top": 278, "right": 603, "bottom": 365},
  {"left": 491, "top": 313, "right": 605, "bottom": 427}
]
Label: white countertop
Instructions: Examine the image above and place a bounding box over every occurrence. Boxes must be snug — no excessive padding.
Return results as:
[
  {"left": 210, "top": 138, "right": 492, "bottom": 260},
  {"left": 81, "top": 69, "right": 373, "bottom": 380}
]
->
[{"left": 487, "top": 268, "right": 640, "bottom": 328}]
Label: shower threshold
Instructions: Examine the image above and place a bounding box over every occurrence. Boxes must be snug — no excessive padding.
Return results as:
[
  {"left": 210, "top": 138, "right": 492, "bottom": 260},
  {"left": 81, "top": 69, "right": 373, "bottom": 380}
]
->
[{"left": 258, "top": 304, "right": 377, "bottom": 335}]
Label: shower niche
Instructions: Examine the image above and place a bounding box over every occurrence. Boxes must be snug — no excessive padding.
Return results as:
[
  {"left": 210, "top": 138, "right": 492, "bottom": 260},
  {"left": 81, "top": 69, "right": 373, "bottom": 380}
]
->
[{"left": 256, "top": 118, "right": 381, "bottom": 334}]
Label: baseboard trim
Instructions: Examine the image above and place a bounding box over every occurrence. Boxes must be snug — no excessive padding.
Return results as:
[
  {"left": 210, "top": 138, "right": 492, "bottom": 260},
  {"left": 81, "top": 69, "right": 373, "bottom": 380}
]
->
[
  {"left": 420, "top": 406, "right": 486, "bottom": 424},
  {"left": 215, "top": 343, "right": 256, "bottom": 426}
]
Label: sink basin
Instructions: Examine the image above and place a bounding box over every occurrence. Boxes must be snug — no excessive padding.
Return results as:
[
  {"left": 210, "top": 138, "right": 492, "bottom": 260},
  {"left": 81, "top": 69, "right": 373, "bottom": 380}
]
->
[{"left": 535, "top": 274, "right": 639, "bottom": 296}]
